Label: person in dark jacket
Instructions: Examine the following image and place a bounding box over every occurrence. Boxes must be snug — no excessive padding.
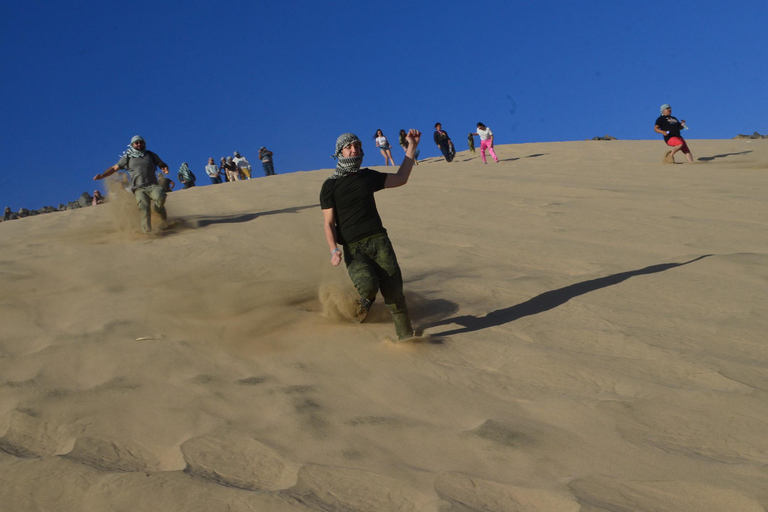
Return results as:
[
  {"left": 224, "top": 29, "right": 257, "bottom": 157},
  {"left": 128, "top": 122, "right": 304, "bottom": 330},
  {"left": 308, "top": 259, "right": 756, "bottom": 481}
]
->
[{"left": 433, "top": 122, "right": 454, "bottom": 162}]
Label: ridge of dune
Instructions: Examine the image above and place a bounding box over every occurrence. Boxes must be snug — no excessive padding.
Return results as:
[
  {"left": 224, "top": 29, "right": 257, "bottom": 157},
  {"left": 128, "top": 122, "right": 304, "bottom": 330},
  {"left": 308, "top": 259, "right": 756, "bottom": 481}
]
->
[{"left": 1, "top": 139, "right": 767, "bottom": 511}]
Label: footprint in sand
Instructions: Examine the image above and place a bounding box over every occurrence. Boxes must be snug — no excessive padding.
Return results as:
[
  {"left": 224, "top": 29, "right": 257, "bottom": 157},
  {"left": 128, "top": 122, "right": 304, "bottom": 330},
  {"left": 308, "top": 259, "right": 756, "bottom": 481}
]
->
[
  {"left": 181, "top": 432, "right": 300, "bottom": 491},
  {"left": 435, "top": 472, "right": 580, "bottom": 512},
  {"left": 569, "top": 475, "right": 764, "bottom": 512},
  {"left": 280, "top": 464, "right": 436, "bottom": 512},
  {"left": 0, "top": 410, "right": 74, "bottom": 458},
  {"left": 62, "top": 437, "right": 159, "bottom": 472}
]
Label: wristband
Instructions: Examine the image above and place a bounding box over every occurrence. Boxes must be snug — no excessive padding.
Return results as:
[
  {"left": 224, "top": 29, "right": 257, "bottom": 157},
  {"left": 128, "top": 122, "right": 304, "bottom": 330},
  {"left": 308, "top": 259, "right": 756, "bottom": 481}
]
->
[{"left": 331, "top": 248, "right": 340, "bottom": 255}]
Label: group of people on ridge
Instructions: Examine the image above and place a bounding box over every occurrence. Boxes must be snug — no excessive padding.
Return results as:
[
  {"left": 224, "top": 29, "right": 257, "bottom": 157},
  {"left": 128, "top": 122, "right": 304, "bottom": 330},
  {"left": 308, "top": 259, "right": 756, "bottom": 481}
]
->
[{"left": 205, "top": 148, "right": 276, "bottom": 185}]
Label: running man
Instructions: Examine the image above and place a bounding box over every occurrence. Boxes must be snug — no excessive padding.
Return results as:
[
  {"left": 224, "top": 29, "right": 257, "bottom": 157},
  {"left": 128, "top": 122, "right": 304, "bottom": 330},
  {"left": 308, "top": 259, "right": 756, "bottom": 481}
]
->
[{"left": 320, "top": 130, "right": 421, "bottom": 341}]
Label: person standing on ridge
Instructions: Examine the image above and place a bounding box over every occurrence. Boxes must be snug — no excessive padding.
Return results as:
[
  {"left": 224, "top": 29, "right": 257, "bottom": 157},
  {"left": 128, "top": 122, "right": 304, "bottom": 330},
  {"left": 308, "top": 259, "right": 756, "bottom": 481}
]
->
[
  {"left": 205, "top": 157, "right": 223, "bottom": 184},
  {"left": 178, "top": 162, "right": 196, "bottom": 189},
  {"left": 259, "top": 147, "right": 276, "bottom": 176},
  {"left": 94, "top": 135, "right": 171, "bottom": 233},
  {"left": 320, "top": 130, "right": 422, "bottom": 341},
  {"left": 233, "top": 151, "right": 252, "bottom": 179}
]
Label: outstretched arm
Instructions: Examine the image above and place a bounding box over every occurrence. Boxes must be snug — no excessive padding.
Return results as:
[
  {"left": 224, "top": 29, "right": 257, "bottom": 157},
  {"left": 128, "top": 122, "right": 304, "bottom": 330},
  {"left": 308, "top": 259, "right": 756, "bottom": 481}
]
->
[
  {"left": 385, "top": 129, "right": 421, "bottom": 189},
  {"left": 94, "top": 164, "right": 120, "bottom": 181},
  {"left": 322, "top": 208, "right": 342, "bottom": 266}
]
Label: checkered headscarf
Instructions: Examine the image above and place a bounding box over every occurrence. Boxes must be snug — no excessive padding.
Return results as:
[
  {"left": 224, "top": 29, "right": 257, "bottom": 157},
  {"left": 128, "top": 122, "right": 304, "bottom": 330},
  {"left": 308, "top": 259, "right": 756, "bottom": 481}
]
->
[{"left": 328, "top": 133, "right": 364, "bottom": 180}]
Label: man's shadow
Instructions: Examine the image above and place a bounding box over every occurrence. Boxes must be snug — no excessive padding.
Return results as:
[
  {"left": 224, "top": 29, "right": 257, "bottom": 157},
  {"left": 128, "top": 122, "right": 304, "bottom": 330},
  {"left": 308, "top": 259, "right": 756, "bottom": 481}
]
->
[
  {"left": 697, "top": 151, "right": 752, "bottom": 162},
  {"left": 422, "top": 255, "right": 711, "bottom": 336},
  {"left": 184, "top": 204, "right": 319, "bottom": 228}
]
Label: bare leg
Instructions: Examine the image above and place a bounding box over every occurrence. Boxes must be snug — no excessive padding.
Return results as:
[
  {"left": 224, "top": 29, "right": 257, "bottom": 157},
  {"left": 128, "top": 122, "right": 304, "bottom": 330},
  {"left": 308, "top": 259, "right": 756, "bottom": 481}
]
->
[{"left": 385, "top": 149, "right": 395, "bottom": 166}]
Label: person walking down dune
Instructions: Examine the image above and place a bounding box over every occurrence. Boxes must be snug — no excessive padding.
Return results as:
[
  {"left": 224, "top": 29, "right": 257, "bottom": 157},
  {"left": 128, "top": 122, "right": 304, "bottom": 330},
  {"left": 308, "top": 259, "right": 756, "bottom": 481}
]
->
[
  {"left": 654, "top": 104, "right": 694, "bottom": 163},
  {"left": 469, "top": 122, "right": 498, "bottom": 163},
  {"left": 433, "top": 123, "right": 454, "bottom": 162},
  {"left": 374, "top": 129, "right": 396, "bottom": 166},
  {"left": 320, "top": 130, "right": 422, "bottom": 341},
  {"left": 93, "top": 135, "right": 171, "bottom": 233}
]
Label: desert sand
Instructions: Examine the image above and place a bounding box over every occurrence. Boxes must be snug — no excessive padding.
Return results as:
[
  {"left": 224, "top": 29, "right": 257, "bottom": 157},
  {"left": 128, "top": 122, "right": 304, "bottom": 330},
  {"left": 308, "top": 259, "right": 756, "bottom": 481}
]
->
[{"left": 1, "top": 139, "right": 767, "bottom": 511}]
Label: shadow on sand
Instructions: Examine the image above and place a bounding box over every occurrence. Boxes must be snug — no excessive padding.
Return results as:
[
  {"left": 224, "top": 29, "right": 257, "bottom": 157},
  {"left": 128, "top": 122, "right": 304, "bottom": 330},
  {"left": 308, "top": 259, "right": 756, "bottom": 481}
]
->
[
  {"left": 184, "top": 204, "right": 319, "bottom": 228},
  {"left": 421, "top": 255, "right": 712, "bottom": 337},
  {"left": 698, "top": 151, "right": 752, "bottom": 162}
]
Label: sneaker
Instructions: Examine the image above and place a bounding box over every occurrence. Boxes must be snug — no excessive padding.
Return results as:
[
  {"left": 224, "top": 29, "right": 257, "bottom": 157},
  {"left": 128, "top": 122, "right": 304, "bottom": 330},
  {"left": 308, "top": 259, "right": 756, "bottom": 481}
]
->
[{"left": 355, "top": 297, "right": 374, "bottom": 323}]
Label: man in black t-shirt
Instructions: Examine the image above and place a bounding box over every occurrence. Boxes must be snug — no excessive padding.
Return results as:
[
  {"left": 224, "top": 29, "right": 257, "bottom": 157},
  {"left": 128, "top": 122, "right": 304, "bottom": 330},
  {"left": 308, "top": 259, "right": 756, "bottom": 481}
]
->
[
  {"left": 320, "top": 130, "right": 421, "bottom": 341},
  {"left": 654, "top": 104, "right": 694, "bottom": 163}
]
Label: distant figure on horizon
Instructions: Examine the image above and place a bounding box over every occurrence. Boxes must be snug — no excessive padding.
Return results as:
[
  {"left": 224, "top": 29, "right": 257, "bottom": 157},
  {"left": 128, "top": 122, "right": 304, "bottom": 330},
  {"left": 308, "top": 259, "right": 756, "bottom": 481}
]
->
[
  {"left": 205, "top": 157, "right": 223, "bottom": 184},
  {"left": 92, "top": 190, "right": 105, "bottom": 206},
  {"left": 433, "top": 123, "right": 454, "bottom": 162},
  {"left": 93, "top": 135, "right": 171, "bottom": 233},
  {"left": 178, "top": 162, "right": 197, "bottom": 189},
  {"left": 374, "top": 129, "right": 396, "bottom": 166},
  {"left": 3, "top": 207, "right": 11, "bottom": 221},
  {"left": 469, "top": 122, "right": 498, "bottom": 164},
  {"left": 259, "top": 147, "right": 276, "bottom": 176},
  {"left": 399, "top": 129, "right": 419, "bottom": 165},
  {"left": 320, "top": 130, "right": 422, "bottom": 341},
  {"left": 234, "top": 151, "right": 252, "bottom": 179},
  {"left": 654, "top": 104, "right": 694, "bottom": 163},
  {"left": 223, "top": 156, "right": 239, "bottom": 181}
]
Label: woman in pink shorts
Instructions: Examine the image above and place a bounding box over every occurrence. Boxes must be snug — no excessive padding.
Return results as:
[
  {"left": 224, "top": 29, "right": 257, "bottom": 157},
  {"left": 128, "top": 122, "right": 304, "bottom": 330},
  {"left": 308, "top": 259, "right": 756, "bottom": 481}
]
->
[{"left": 654, "top": 104, "right": 694, "bottom": 163}]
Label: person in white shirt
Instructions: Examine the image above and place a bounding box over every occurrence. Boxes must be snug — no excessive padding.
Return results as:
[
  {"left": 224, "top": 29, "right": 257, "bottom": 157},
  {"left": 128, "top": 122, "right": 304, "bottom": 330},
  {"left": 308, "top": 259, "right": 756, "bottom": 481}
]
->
[
  {"left": 374, "top": 129, "right": 396, "bottom": 166},
  {"left": 469, "top": 122, "right": 498, "bottom": 164},
  {"left": 233, "top": 151, "right": 252, "bottom": 179}
]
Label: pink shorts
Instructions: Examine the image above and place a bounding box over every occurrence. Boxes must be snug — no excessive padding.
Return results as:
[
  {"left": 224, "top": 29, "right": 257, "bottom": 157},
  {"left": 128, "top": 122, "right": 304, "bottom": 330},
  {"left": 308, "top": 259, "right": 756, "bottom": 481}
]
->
[{"left": 667, "top": 137, "right": 689, "bottom": 152}]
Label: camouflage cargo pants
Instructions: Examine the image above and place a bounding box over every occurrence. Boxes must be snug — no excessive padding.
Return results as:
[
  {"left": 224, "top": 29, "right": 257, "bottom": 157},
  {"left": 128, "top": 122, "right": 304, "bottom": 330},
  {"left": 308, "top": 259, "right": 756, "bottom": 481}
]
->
[
  {"left": 134, "top": 184, "right": 167, "bottom": 232},
  {"left": 344, "top": 233, "right": 412, "bottom": 339}
]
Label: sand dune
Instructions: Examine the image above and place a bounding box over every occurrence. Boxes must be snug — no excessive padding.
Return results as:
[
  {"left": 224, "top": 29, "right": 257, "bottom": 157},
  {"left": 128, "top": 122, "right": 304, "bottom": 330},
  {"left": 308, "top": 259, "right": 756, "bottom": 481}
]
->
[{"left": 1, "top": 139, "right": 767, "bottom": 511}]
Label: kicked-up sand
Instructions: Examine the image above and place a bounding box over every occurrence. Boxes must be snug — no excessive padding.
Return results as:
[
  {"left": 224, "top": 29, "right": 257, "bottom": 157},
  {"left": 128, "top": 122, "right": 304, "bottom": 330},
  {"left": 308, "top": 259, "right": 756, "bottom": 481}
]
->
[{"left": 0, "top": 139, "right": 767, "bottom": 511}]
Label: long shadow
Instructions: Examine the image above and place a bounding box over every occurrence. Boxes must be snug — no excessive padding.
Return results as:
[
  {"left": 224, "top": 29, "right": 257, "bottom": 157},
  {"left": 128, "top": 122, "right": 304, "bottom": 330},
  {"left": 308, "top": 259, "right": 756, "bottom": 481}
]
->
[
  {"left": 423, "top": 255, "right": 711, "bottom": 336},
  {"left": 698, "top": 151, "right": 752, "bottom": 162},
  {"left": 186, "top": 204, "right": 319, "bottom": 228}
]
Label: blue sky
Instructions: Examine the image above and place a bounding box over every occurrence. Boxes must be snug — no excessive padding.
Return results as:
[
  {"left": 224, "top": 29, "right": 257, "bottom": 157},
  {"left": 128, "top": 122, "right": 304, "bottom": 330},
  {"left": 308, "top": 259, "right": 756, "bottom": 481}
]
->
[{"left": 1, "top": 0, "right": 765, "bottom": 211}]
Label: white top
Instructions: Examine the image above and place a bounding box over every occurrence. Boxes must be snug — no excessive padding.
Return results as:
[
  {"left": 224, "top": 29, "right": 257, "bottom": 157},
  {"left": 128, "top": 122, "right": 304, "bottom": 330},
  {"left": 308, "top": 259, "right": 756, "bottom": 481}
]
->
[
  {"left": 476, "top": 127, "right": 493, "bottom": 141},
  {"left": 376, "top": 136, "right": 388, "bottom": 147},
  {"left": 233, "top": 156, "right": 251, "bottom": 169}
]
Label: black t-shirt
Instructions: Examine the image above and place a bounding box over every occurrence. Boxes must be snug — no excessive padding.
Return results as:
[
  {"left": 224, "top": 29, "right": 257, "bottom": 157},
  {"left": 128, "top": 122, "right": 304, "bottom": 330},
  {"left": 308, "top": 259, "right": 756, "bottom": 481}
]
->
[
  {"left": 655, "top": 115, "right": 682, "bottom": 141},
  {"left": 319, "top": 168, "right": 388, "bottom": 245},
  {"left": 433, "top": 130, "right": 450, "bottom": 145}
]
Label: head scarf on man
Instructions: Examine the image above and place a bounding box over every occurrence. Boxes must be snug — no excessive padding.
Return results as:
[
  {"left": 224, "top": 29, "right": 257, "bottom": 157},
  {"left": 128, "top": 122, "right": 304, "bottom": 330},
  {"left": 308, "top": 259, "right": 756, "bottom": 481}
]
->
[
  {"left": 660, "top": 104, "right": 671, "bottom": 114},
  {"left": 328, "top": 133, "right": 364, "bottom": 180},
  {"left": 125, "top": 135, "right": 147, "bottom": 158}
]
